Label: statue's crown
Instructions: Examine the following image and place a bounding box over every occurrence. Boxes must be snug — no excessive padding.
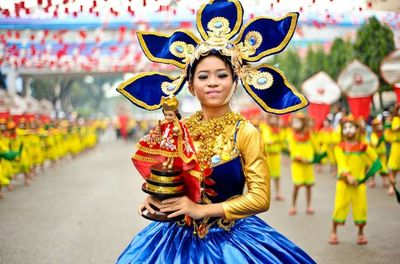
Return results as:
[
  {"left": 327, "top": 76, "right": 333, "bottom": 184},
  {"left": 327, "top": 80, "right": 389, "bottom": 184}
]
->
[{"left": 161, "top": 96, "right": 179, "bottom": 111}]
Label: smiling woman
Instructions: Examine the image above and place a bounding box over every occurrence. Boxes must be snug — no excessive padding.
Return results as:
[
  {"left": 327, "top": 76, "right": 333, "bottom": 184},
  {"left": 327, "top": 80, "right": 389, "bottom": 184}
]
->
[
  {"left": 116, "top": 1, "right": 314, "bottom": 263},
  {"left": 188, "top": 53, "right": 238, "bottom": 119},
  {"left": 117, "top": 50, "right": 316, "bottom": 264}
]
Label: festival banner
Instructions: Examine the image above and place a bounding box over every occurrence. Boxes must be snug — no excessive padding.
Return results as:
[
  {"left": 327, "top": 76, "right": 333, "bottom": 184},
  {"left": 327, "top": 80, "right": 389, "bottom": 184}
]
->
[{"left": 338, "top": 60, "right": 379, "bottom": 120}]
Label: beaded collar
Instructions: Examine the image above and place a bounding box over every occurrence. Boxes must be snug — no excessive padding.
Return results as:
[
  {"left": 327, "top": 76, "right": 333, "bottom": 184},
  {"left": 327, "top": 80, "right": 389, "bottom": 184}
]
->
[{"left": 185, "top": 111, "right": 244, "bottom": 169}]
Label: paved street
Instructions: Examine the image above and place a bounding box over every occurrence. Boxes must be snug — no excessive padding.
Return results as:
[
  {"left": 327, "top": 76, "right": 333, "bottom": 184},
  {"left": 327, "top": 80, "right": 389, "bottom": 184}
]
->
[{"left": 0, "top": 140, "right": 399, "bottom": 263}]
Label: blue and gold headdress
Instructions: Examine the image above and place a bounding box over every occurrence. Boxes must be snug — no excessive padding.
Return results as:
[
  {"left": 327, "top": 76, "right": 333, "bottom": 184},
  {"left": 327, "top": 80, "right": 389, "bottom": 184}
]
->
[{"left": 118, "top": 0, "right": 308, "bottom": 114}]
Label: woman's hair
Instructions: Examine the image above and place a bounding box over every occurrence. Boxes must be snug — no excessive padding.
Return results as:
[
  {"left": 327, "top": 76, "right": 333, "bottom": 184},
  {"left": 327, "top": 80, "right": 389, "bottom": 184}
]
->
[{"left": 188, "top": 49, "right": 237, "bottom": 83}]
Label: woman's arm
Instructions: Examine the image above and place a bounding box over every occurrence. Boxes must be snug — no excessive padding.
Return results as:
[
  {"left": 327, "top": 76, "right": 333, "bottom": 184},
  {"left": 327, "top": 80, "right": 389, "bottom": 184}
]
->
[{"left": 220, "top": 122, "right": 270, "bottom": 221}]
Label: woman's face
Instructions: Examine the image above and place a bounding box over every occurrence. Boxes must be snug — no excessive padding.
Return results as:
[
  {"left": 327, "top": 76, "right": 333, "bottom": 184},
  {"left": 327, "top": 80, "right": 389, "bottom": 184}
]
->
[{"left": 189, "top": 55, "right": 235, "bottom": 108}]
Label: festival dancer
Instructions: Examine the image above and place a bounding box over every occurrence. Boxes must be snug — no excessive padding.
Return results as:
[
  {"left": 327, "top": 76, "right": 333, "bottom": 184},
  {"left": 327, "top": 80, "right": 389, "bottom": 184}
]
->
[
  {"left": 287, "top": 113, "right": 318, "bottom": 215},
  {"left": 368, "top": 118, "right": 389, "bottom": 188},
  {"left": 116, "top": 1, "right": 315, "bottom": 263},
  {"left": 318, "top": 118, "right": 338, "bottom": 175},
  {"left": 260, "top": 114, "right": 285, "bottom": 200},
  {"left": 0, "top": 113, "right": 11, "bottom": 198},
  {"left": 329, "top": 116, "right": 381, "bottom": 245},
  {"left": 385, "top": 104, "right": 400, "bottom": 196}
]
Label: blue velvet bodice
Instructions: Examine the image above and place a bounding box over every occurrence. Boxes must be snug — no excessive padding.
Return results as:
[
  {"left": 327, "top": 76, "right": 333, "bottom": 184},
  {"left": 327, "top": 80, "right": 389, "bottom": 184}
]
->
[{"left": 206, "top": 156, "right": 245, "bottom": 204}]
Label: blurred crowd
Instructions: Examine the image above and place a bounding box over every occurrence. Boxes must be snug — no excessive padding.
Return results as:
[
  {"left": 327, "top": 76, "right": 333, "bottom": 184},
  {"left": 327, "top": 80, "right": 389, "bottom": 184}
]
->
[
  {"left": 249, "top": 102, "right": 400, "bottom": 202},
  {"left": 0, "top": 113, "right": 100, "bottom": 198}
]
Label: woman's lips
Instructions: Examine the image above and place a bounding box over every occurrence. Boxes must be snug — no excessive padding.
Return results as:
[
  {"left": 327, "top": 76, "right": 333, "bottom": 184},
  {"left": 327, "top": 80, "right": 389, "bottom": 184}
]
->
[{"left": 206, "top": 90, "right": 221, "bottom": 95}]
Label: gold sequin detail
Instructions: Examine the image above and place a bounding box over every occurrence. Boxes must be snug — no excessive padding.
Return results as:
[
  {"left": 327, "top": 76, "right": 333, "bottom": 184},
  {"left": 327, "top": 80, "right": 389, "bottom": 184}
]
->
[
  {"left": 185, "top": 111, "right": 244, "bottom": 169},
  {"left": 170, "top": 41, "right": 195, "bottom": 64},
  {"left": 161, "top": 79, "right": 180, "bottom": 95},
  {"left": 145, "top": 183, "right": 185, "bottom": 194},
  {"left": 244, "top": 31, "right": 263, "bottom": 51},
  {"left": 251, "top": 71, "right": 274, "bottom": 90},
  {"left": 207, "top": 17, "right": 231, "bottom": 36}
]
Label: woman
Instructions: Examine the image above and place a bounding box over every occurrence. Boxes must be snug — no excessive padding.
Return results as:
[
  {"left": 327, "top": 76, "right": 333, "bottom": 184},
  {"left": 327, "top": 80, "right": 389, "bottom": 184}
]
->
[{"left": 117, "top": 1, "right": 314, "bottom": 263}]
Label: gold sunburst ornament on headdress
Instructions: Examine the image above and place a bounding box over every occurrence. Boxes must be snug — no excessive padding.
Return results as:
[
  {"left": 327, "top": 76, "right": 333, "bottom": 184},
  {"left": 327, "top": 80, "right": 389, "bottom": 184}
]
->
[{"left": 117, "top": 0, "right": 308, "bottom": 115}]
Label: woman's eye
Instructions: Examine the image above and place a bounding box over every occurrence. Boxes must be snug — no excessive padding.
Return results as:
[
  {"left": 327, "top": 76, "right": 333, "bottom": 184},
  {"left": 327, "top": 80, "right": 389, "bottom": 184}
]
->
[
  {"left": 197, "top": 74, "right": 208, "bottom": 80},
  {"left": 218, "top": 73, "right": 229, "bottom": 78}
]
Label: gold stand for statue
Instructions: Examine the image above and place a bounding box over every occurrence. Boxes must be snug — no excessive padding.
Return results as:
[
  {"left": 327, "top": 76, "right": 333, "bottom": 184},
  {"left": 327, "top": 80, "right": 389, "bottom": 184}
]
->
[{"left": 141, "top": 163, "right": 185, "bottom": 222}]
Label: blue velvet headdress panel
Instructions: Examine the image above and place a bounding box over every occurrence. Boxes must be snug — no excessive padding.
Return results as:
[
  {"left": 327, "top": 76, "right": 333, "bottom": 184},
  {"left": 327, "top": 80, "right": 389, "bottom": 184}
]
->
[{"left": 117, "top": 0, "right": 308, "bottom": 114}]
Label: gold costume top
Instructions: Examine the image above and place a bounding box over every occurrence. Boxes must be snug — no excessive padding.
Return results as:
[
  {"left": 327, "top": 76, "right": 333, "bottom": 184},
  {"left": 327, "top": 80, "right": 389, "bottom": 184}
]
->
[
  {"left": 221, "top": 121, "right": 271, "bottom": 220},
  {"left": 186, "top": 111, "right": 270, "bottom": 222}
]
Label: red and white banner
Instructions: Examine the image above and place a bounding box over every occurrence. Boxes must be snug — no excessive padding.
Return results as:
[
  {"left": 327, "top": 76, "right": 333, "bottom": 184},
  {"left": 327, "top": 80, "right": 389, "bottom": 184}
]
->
[
  {"left": 380, "top": 49, "right": 400, "bottom": 85},
  {"left": 394, "top": 83, "right": 400, "bottom": 102},
  {"left": 302, "top": 71, "right": 341, "bottom": 104},
  {"left": 338, "top": 60, "right": 379, "bottom": 119},
  {"left": 302, "top": 71, "right": 341, "bottom": 129}
]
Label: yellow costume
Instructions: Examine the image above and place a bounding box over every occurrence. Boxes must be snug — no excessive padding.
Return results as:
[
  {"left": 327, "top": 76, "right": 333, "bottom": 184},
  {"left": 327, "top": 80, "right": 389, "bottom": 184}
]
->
[
  {"left": 287, "top": 130, "right": 318, "bottom": 186},
  {"left": 318, "top": 127, "right": 338, "bottom": 165},
  {"left": 332, "top": 143, "right": 379, "bottom": 225},
  {"left": 385, "top": 116, "right": 400, "bottom": 171},
  {"left": 369, "top": 131, "right": 388, "bottom": 175},
  {"left": 10, "top": 130, "right": 29, "bottom": 174},
  {"left": 260, "top": 122, "right": 283, "bottom": 178},
  {"left": 0, "top": 137, "right": 11, "bottom": 186}
]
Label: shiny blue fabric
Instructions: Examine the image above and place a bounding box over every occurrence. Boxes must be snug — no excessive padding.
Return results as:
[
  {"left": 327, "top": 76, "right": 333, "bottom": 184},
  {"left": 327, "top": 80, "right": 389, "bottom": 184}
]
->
[
  {"left": 116, "top": 216, "right": 315, "bottom": 264},
  {"left": 237, "top": 14, "right": 298, "bottom": 61},
  {"left": 117, "top": 0, "right": 308, "bottom": 115},
  {"left": 119, "top": 73, "right": 184, "bottom": 110},
  {"left": 139, "top": 31, "right": 199, "bottom": 68},
  {"left": 197, "top": 0, "right": 243, "bottom": 39},
  {"left": 242, "top": 64, "right": 308, "bottom": 113}
]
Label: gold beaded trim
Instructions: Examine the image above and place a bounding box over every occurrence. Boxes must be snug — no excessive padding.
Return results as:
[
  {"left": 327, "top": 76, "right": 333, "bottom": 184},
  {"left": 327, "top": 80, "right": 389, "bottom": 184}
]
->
[
  {"left": 185, "top": 111, "right": 244, "bottom": 169},
  {"left": 131, "top": 153, "right": 158, "bottom": 163},
  {"left": 145, "top": 183, "right": 185, "bottom": 194},
  {"left": 149, "top": 173, "right": 182, "bottom": 183}
]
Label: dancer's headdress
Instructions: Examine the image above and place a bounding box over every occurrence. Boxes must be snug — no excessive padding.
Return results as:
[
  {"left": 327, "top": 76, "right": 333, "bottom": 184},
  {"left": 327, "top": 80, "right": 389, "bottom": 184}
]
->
[{"left": 117, "top": 0, "right": 308, "bottom": 114}]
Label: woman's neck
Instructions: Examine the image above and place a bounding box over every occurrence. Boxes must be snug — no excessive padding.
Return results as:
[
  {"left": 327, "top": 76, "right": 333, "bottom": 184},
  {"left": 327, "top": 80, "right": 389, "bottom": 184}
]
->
[{"left": 201, "top": 104, "right": 231, "bottom": 121}]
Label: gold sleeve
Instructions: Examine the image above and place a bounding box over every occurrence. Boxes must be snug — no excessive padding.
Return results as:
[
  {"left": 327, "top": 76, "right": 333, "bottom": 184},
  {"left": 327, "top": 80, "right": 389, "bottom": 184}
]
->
[{"left": 221, "top": 122, "right": 270, "bottom": 221}]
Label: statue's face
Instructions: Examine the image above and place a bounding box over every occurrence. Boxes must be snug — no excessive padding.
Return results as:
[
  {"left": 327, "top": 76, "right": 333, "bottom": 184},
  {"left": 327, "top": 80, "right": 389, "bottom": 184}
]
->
[
  {"left": 292, "top": 118, "right": 303, "bottom": 131},
  {"left": 163, "top": 110, "right": 176, "bottom": 123},
  {"left": 343, "top": 122, "right": 357, "bottom": 139}
]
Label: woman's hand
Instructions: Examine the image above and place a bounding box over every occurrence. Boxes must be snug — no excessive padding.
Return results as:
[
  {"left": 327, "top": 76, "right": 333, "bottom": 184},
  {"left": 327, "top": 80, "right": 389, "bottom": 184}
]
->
[
  {"left": 138, "top": 195, "right": 163, "bottom": 215},
  {"left": 159, "top": 196, "right": 205, "bottom": 219}
]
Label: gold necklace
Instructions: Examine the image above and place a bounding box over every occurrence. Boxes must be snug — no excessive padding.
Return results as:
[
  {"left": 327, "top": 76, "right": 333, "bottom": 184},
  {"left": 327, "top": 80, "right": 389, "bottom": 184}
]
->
[{"left": 185, "top": 111, "right": 244, "bottom": 169}]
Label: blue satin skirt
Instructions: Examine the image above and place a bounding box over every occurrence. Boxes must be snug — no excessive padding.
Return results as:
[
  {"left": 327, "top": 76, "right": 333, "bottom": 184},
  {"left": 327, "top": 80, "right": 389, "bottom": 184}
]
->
[{"left": 117, "top": 216, "right": 315, "bottom": 264}]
